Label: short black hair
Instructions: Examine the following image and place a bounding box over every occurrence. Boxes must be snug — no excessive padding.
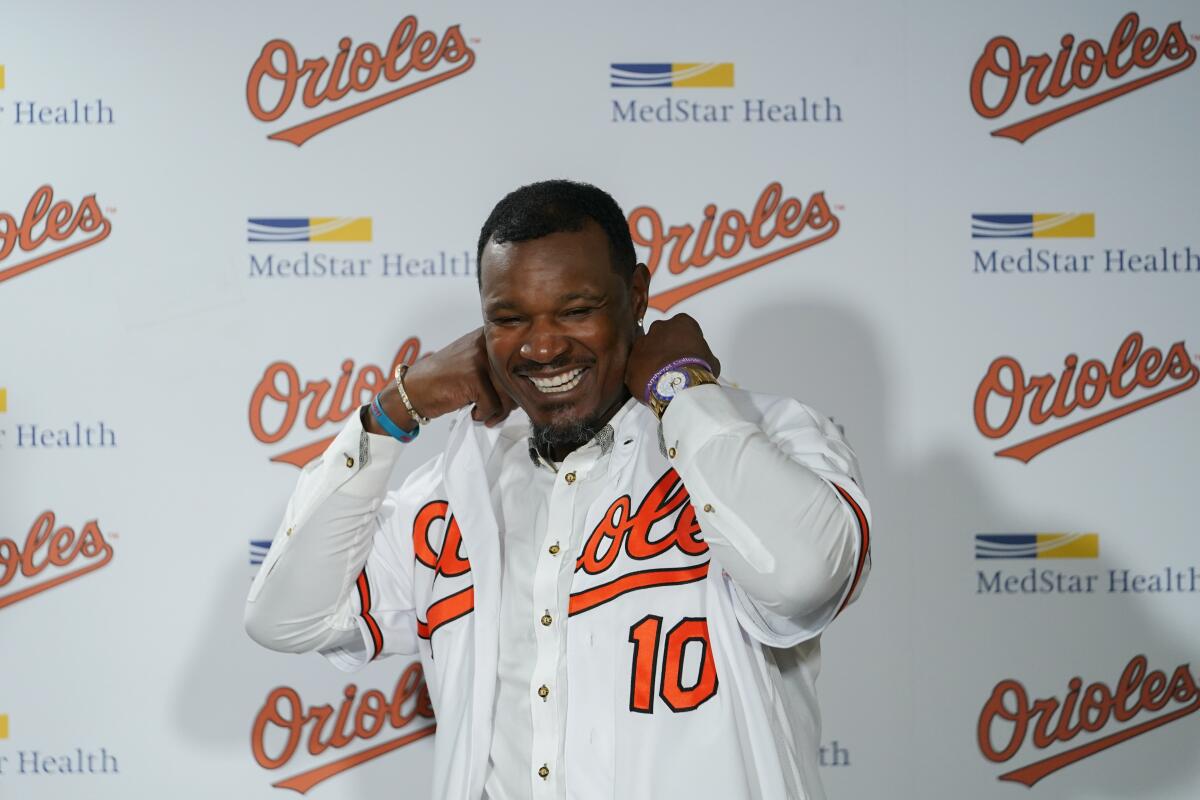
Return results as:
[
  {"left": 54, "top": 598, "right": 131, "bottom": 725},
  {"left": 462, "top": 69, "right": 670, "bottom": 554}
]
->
[{"left": 476, "top": 179, "right": 637, "bottom": 286}]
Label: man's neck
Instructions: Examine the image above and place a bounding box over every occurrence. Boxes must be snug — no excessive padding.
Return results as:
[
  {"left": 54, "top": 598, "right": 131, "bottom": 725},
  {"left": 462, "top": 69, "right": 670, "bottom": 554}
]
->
[{"left": 540, "top": 390, "right": 632, "bottom": 462}]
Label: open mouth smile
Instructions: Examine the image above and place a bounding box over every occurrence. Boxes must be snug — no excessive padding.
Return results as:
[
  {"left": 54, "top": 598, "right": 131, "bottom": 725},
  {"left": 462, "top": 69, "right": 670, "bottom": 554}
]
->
[{"left": 525, "top": 367, "right": 588, "bottom": 394}]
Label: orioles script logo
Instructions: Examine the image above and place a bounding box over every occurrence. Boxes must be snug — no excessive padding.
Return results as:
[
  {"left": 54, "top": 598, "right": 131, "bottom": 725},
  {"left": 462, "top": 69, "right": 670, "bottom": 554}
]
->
[
  {"left": 252, "top": 662, "right": 435, "bottom": 794},
  {"left": 0, "top": 185, "right": 112, "bottom": 286},
  {"left": 247, "top": 16, "right": 476, "bottom": 146},
  {"left": 412, "top": 501, "right": 476, "bottom": 642},
  {"left": 629, "top": 182, "right": 839, "bottom": 312},
  {"left": 0, "top": 511, "right": 115, "bottom": 610},
  {"left": 570, "top": 468, "right": 710, "bottom": 616},
  {"left": 971, "top": 12, "right": 1197, "bottom": 142},
  {"left": 978, "top": 655, "right": 1200, "bottom": 786},
  {"left": 974, "top": 332, "right": 1199, "bottom": 462},
  {"left": 249, "top": 338, "right": 421, "bottom": 468}
]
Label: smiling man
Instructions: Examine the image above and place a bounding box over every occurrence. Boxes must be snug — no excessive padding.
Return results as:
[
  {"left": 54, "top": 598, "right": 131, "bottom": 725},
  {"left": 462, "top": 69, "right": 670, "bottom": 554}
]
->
[{"left": 245, "top": 180, "right": 871, "bottom": 800}]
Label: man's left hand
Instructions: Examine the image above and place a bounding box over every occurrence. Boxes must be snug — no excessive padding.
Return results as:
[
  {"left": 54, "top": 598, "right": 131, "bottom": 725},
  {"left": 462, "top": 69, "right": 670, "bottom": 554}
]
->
[{"left": 626, "top": 314, "right": 722, "bottom": 405}]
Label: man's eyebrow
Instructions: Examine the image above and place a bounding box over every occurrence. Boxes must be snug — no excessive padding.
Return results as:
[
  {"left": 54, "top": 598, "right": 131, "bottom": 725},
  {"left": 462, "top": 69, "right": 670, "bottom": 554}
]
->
[
  {"left": 484, "top": 290, "right": 607, "bottom": 314},
  {"left": 559, "top": 290, "right": 607, "bottom": 303},
  {"left": 484, "top": 299, "right": 517, "bottom": 314}
]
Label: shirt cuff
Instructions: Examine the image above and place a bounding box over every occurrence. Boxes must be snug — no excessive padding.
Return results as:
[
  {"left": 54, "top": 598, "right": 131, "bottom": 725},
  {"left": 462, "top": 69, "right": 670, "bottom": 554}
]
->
[
  {"left": 318, "top": 406, "right": 409, "bottom": 499},
  {"left": 320, "top": 619, "right": 374, "bottom": 672},
  {"left": 660, "top": 383, "right": 757, "bottom": 451}
]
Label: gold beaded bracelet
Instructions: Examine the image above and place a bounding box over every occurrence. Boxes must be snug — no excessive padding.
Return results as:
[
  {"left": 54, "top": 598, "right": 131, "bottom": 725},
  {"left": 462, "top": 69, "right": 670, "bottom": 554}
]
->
[{"left": 394, "top": 363, "right": 430, "bottom": 426}]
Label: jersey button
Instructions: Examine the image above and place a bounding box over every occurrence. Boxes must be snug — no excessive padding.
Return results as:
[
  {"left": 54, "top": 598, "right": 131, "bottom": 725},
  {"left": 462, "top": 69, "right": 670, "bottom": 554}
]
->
[
  {"left": 668, "top": 447, "right": 677, "bottom": 458},
  {"left": 548, "top": 543, "right": 560, "bottom": 555},
  {"left": 564, "top": 471, "right": 576, "bottom": 484},
  {"left": 541, "top": 613, "right": 553, "bottom": 626},
  {"left": 538, "top": 685, "right": 550, "bottom": 699},
  {"left": 538, "top": 765, "right": 550, "bottom": 780}
]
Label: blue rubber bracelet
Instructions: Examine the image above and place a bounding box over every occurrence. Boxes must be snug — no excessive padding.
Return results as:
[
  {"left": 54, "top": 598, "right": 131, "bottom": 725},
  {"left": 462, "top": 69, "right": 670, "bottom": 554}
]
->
[{"left": 371, "top": 392, "right": 419, "bottom": 443}]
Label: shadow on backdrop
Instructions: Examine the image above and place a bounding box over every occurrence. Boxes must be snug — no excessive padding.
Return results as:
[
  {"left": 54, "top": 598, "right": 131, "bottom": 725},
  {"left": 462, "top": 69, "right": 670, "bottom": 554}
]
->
[{"left": 723, "top": 297, "right": 1195, "bottom": 799}]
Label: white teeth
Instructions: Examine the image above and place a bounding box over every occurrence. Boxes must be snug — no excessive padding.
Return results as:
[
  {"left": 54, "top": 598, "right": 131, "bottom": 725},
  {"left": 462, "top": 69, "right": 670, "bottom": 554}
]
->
[{"left": 529, "top": 367, "right": 586, "bottom": 393}]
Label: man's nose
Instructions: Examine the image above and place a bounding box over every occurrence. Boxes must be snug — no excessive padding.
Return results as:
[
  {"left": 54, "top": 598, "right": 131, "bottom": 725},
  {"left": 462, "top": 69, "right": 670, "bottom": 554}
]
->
[{"left": 519, "top": 323, "right": 570, "bottom": 364}]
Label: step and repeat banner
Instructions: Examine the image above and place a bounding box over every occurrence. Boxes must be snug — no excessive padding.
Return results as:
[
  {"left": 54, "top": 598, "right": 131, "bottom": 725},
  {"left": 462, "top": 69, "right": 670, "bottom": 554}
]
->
[{"left": 2, "top": 1, "right": 1197, "bottom": 798}]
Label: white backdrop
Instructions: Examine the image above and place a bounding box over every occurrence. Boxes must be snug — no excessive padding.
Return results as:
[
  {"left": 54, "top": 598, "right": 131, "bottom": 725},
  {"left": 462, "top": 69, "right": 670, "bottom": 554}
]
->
[{"left": 2, "top": 1, "right": 1198, "bottom": 798}]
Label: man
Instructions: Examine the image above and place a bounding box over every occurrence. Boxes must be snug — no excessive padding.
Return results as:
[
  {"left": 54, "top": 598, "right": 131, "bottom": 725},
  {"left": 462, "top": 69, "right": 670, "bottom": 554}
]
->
[{"left": 245, "top": 180, "right": 870, "bottom": 800}]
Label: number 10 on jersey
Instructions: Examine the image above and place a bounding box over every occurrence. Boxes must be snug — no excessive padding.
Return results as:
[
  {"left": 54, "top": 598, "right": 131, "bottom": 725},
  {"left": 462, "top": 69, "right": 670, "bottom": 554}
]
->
[{"left": 628, "top": 615, "right": 719, "bottom": 713}]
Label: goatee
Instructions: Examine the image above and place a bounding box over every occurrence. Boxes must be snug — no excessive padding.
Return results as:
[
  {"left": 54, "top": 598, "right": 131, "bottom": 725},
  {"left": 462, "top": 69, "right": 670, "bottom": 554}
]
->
[{"left": 531, "top": 416, "right": 602, "bottom": 460}]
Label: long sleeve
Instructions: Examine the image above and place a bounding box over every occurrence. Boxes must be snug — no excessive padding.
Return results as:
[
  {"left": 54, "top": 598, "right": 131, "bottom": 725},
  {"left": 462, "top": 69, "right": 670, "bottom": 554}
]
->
[
  {"left": 244, "top": 408, "right": 425, "bottom": 669},
  {"left": 659, "top": 384, "right": 871, "bottom": 646}
]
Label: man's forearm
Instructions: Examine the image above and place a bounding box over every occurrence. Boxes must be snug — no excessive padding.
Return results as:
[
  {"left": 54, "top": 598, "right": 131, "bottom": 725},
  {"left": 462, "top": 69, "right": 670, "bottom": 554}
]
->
[
  {"left": 660, "top": 385, "right": 863, "bottom": 621},
  {"left": 244, "top": 409, "right": 406, "bottom": 653}
]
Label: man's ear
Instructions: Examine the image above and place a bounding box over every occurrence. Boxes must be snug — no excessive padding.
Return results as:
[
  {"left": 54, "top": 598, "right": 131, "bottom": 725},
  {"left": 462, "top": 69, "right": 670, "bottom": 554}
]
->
[{"left": 630, "top": 263, "right": 651, "bottom": 323}]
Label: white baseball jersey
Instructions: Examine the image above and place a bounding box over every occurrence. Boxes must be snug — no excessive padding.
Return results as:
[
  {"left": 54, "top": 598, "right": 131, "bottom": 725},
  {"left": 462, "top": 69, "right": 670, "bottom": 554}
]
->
[{"left": 247, "top": 384, "right": 871, "bottom": 800}]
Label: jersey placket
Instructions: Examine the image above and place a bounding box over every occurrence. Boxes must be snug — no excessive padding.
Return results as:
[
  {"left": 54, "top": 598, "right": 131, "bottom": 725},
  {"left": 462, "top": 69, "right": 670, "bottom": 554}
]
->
[{"left": 528, "top": 447, "right": 598, "bottom": 797}]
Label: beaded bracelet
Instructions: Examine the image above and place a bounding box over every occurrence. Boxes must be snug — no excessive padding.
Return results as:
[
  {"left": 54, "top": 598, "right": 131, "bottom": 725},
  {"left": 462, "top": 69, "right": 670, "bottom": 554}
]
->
[{"left": 394, "top": 363, "right": 430, "bottom": 426}]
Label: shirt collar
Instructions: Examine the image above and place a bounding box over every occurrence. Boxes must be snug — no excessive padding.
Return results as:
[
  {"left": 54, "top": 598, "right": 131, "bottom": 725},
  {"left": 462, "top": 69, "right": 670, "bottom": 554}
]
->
[{"left": 526, "top": 396, "right": 640, "bottom": 471}]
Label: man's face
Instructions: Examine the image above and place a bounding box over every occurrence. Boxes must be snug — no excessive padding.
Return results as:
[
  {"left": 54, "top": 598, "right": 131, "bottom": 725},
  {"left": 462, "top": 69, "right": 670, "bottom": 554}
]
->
[{"left": 480, "top": 221, "right": 649, "bottom": 445}]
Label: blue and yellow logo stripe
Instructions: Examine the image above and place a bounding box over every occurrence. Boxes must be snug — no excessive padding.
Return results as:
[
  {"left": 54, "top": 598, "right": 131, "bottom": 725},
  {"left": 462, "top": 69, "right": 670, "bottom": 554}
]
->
[
  {"left": 971, "top": 213, "right": 1094, "bottom": 239},
  {"left": 610, "top": 63, "right": 734, "bottom": 88},
  {"left": 247, "top": 217, "right": 372, "bottom": 243},
  {"left": 975, "top": 533, "right": 1099, "bottom": 559},
  {"left": 250, "top": 539, "right": 271, "bottom": 566}
]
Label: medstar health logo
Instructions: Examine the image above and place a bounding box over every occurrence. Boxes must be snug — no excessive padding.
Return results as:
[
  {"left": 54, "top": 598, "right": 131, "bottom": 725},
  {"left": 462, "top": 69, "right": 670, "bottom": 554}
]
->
[
  {"left": 610, "top": 63, "right": 734, "bottom": 88},
  {"left": 974, "top": 533, "right": 1099, "bottom": 559},
  {"left": 970, "top": 213, "right": 1094, "bottom": 239},
  {"left": 247, "top": 218, "right": 372, "bottom": 242}
]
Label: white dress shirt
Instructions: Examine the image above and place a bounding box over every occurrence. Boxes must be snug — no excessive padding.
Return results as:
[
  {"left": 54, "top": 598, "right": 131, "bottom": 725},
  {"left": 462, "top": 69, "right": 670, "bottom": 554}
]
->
[
  {"left": 484, "top": 402, "right": 629, "bottom": 798},
  {"left": 246, "top": 384, "right": 871, "bottom": 800}
]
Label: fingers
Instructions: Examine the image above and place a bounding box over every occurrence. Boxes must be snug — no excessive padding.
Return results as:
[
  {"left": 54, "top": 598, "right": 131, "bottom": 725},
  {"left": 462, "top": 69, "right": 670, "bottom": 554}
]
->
[
  {"left": 484, "top": 362, "right": 518, "bottom": 427},
  {"left": 639, "top": 315, "right": 719, "bottom": 381},
  {"left": 496, "top": 377, "right": 519, "bottom": 418},
  {"left": 471, "top": 378, "right": 504, "bottom": 425},
  {"left": 471, "top": 337, "right": 515, "bottom": 428},
  {"left": 472, "top": 363, "right": 519, "bottom": 428}
]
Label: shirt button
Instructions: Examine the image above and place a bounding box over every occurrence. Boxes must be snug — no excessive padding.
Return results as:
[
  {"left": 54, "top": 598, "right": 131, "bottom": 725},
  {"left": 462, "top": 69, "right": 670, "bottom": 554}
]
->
[
  {"left": 541, "top": 613, "right": 553, "bottom": 626},
  {"left": 538, "top": 765, "right": 550, "bottom": 779},
  {"left": 345, "top": 455, "right": 355, "bottom": 468},
  {"left": 668, "top": 447, "right": 677, "bottom": 458},
  {"left": 286, "top": 527, "right": 293, "bottom": 537},
  {"left": 538, "top": 685, "right": 550, "bottom": 699},
  {"left": 703, "top": 504, "right": 714, "bottom": 513},
  {"left": 564, "top": 471, "right": 576, "bottom": 484},
  {"left": 548, "top": 543, "right": 560, "bottom": 555}
]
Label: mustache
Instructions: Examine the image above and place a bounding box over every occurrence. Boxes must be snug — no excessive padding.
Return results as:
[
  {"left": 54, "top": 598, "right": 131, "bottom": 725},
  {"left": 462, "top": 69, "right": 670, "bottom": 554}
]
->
[{"left": 512, "top": 358, "right": 593, "bottom": 377}]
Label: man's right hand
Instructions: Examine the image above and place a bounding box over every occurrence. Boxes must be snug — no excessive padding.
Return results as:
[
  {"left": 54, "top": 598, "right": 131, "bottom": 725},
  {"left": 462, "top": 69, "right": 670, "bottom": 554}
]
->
[{"left": 365, "top": 328, "right": 516, "bottom": 436}]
